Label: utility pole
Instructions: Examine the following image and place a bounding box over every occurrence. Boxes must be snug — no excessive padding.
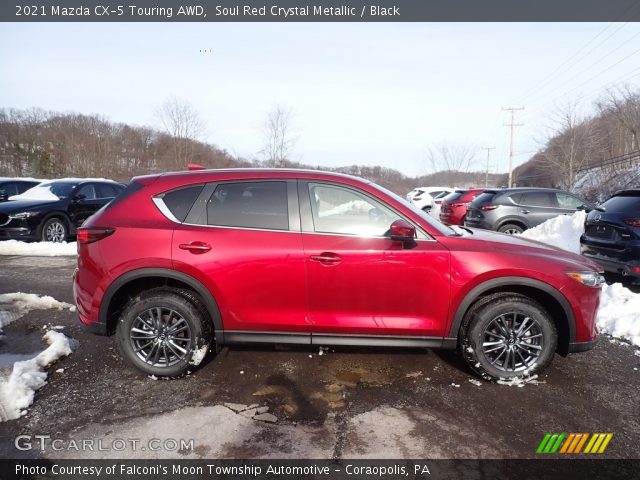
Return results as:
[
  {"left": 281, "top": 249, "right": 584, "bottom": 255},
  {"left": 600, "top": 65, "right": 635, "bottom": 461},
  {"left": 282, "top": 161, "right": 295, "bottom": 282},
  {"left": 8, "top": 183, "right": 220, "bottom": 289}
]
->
[
  {"left": 483, "top": 147, "right": 495, "bottom": 187},
  {"left": 503, "top": 106, "right": 524, "bottom": 188}
]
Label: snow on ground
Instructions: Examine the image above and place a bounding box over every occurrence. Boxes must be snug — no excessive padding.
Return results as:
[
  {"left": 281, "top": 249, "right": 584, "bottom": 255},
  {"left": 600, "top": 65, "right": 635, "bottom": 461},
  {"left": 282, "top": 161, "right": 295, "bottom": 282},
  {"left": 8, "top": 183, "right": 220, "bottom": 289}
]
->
[
  {"left": 521, "top": 211, "right": 640, "bottom": 347},
  {"left": 0, "top": 330, "right": 75, "bottom": 421},
  {"left": 0, "top": 240, "right": 76, "bottom": 256},
  {"left": 0, "top": 292, "right": 74, "bottom": 331}
]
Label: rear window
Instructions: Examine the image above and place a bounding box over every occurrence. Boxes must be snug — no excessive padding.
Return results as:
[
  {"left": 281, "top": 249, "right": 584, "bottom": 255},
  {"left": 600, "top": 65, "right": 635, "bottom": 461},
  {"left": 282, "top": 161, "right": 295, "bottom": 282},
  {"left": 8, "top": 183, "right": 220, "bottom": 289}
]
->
[
  {"left": 470, "top": 192, "right": 496, "bottom": 206},
  {"left": 162, "top": 185, "right": 204, "bottom": 222},
  {"left": 443, "top": 191, "right": 465, "bottom": 203},
  {"left": 601, "top": 194, "right": 640, "bottom": 213},
  {"left": 521, "top": 192, "right": 555, "bottom": 207}
]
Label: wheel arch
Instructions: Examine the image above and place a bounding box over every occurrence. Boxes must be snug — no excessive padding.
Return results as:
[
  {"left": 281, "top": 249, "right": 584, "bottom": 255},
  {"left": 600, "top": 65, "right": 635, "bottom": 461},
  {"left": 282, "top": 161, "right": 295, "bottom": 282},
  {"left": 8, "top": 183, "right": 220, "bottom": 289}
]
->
[
  {"left": 99, "top": 268, "right": 224, "bottom": 342},
  {"left": 449, "top": 277, "right": 575, "bottom": 355},
  {"left": 497, "top": 218, "right": 528, "bottom": 232}
]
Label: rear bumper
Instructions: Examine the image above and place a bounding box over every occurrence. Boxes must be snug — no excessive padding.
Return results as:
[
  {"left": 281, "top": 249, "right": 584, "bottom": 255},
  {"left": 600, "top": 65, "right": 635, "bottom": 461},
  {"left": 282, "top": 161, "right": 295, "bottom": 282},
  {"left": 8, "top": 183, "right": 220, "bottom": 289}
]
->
[{"left": 580, "top": 241, "right": 640, "bottom": 279}]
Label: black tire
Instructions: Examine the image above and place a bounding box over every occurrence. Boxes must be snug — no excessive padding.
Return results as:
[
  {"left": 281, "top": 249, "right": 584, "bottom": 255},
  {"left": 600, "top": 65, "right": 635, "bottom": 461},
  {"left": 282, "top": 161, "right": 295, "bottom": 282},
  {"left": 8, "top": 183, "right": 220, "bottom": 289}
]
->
[
  {"left": 41, "top": 217, "right": 68, "bottom": 242},
  {"left": 460, "top": 293, "right": 557, "bottom": 381},
  {"left": 116, "top": 287, "right": 213, "bottom": 377},
  {"left": 498, "top": 223, "right": 524, "bottom": 235}
]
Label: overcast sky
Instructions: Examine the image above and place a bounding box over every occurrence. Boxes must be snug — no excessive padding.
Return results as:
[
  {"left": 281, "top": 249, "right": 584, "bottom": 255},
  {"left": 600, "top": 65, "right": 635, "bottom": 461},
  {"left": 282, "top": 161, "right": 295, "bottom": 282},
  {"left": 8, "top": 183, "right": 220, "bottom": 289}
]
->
[{"left": 2, "top": 22, "right": 640, "bottom": 177}]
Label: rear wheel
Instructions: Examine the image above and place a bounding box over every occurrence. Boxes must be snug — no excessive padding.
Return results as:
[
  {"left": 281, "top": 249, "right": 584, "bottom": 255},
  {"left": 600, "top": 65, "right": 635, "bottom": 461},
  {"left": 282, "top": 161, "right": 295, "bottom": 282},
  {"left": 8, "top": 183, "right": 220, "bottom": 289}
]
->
[
  {"left": 498, "top": 223, "right": 524, "bottom": 235},
  {"left": 116, "top": 288, "right": 212, "bottom": 377},
  {"left": 460, "top": 294, "right": 557, "bottom": 381}
]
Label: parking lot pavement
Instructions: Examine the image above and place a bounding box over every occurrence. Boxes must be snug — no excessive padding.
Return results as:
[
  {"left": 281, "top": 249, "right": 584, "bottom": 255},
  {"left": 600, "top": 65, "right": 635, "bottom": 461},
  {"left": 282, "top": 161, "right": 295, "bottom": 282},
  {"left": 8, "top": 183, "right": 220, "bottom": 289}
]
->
[{"left": 1, "top": 255, "right": 639, "bottom": 459}]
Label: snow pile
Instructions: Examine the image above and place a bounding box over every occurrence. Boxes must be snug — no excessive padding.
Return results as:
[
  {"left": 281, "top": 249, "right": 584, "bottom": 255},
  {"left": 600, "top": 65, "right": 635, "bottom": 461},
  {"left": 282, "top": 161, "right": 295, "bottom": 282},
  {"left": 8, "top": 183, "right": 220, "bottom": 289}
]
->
[
  {"left": 598, "top": 283, "right": 640, "bottom": 347},
  {"left": 0, "top": 292, "right": 74, "bottom": 330},
  {"left": 0, "top": 240, "right": 77, "bottom": 256},
  {"left": 519, "top": 210, "right": 585, "bottom": 254},
  {"left": 520, "top": 211, "right": 640, "bottom": 346},
  {"left": 0, "top": 331, "right": 75, "bottom": 421}
]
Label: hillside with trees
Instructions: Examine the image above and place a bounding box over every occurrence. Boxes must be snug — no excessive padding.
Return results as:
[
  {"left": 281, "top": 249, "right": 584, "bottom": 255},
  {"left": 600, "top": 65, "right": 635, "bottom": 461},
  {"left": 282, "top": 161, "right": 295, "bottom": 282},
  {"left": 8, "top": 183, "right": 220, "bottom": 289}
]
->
[
  {"left": 510, "top": 87, "right": 640, "bottom": 202},
  {"left": 0, "top": 106, "right": 501, "bottom": 195}
]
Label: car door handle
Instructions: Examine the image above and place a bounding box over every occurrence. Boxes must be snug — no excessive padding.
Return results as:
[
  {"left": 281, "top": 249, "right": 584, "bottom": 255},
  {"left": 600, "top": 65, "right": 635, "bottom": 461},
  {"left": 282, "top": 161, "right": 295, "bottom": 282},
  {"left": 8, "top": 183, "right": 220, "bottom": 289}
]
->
[
  {"left": 309, "top": 253, "right": 342, "bottom": 265},
  {"left": 179, "top": 241, "right": 212, "bottom": 254},
  {"left": 521, "top": 210, "right": 530, "bottom": 214}
]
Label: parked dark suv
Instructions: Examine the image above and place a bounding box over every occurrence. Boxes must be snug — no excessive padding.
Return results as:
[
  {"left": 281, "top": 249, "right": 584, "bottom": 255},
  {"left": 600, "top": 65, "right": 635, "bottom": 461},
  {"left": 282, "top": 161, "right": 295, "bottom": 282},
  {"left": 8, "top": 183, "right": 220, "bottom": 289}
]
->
[
  {"left": 0, "top": 178, "right": 125, "bottom": 242},
  {"left": 74, "top": 169, "right": 603, "bottom": 382},
  {"left": 580, "top": 189, "right": 640, "bottom": 281},
  {"left": 464, "top": 187, "right": 592, "bottom": 234}
]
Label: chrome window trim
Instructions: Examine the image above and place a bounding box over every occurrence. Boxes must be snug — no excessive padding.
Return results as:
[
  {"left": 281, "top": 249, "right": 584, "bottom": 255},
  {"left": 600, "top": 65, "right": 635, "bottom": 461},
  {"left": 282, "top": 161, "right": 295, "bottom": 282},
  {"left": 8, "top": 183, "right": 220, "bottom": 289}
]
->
[{"left": 152, "top": 197, "right": 180, "bottom": 224}]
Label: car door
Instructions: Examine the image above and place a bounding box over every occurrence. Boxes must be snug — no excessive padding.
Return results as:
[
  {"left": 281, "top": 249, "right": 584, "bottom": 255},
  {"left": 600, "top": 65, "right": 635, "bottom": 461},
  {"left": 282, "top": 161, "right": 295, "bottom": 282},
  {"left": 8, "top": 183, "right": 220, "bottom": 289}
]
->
[
  {"left": 519, "top": 191, "right": 559, "bottom": 227},
  {"left": 171, "top": 180, "right": 310, "bottom": 336},
  {"left": 68, "top": 183, "right": 100, "bottom": 227},
  {"left": 300, "top": 181, "right": 451, "bottom": 338}
]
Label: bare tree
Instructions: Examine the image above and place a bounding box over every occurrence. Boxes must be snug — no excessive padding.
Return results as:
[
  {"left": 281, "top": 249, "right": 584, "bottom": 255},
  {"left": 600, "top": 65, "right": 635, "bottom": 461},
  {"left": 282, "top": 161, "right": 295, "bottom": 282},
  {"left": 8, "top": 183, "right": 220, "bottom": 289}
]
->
[
  {"left": 156, "top": 96, "right": 206, "bottom": 169},
  {"left": 261, "top": 105, "right": 297, "bottom": 167},
  {"left": 426, "top": 143, "right": 477, "bottom": 173},
  {"left": 540, "top": 100, "right": 598, "bottom": 189}
]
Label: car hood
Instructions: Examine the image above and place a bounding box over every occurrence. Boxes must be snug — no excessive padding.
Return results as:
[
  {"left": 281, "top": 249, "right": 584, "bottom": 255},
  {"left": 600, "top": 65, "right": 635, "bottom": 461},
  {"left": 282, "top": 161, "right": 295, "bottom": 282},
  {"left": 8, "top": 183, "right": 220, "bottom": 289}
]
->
[
  {"left": 0, "top": 199, "right": 61, "bottom": 213},
  {"left": 456, "top": 228, "right": 603, "bottom": 271}
]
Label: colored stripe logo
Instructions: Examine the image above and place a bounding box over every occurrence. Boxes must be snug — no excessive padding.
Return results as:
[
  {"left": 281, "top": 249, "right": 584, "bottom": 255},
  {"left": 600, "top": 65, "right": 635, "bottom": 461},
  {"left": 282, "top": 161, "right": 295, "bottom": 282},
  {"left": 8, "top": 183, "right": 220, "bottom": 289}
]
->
[{"left": 537, "top": 433, "right": 613, "bottom": 454}]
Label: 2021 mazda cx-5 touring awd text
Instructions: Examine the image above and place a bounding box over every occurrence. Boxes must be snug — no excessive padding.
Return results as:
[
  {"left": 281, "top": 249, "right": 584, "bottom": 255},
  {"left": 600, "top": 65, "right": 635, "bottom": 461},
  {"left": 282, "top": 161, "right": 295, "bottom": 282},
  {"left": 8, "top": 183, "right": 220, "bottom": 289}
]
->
[{"left": 74, "top": 169, "right": 603, "bottom": 381}]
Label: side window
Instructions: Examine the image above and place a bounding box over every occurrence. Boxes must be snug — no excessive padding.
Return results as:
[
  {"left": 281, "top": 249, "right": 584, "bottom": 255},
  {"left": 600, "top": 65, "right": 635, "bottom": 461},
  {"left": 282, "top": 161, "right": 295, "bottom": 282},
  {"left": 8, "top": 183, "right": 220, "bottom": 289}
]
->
[
  {"left": 521, "top": 192, "right": 555, "bottom": 207},
  {"left": 75, "top": 184, "right": 96, "bottom": 200},
  {"left": 308, "top": 183, "right": 401, "bottom": 236},
  {"left": 95, "top": 184, "right": 118, "bottom": 199},
  {"left": 207, "top": 181, "right": 288, "bottom": 231},
  {"left": 556, "top": 193, "right": 584, "bottom": 209},
  {"left": 508, "top": 193, "right": 523, "bottom": 205},
  {"left": 161, "top": 185, "right": 204, "bottom": 222},
  {"left": 0, "top": 184, "right": 18, "bottom": 197}
]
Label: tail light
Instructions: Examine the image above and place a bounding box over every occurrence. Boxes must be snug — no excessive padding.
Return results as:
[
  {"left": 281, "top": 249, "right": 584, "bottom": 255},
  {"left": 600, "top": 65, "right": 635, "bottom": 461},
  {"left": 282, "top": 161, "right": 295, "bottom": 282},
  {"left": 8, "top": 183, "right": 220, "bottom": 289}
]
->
[
  {"left": 624, "top": 218, "right": 640, "bottom": 227},
  {"left": 77, "top": 227, "right": 115, "bottom": 244},
  {"left": 481, "top": 205, "right": 498, "bottom": 211}
]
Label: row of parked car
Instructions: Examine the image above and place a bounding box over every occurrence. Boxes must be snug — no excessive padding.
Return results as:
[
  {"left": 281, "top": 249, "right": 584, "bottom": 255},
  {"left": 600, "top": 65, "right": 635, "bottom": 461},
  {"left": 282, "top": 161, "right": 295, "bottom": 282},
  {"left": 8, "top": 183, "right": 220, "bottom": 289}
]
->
[
  {"left": 407, "top": 185, "right": 640, "bottom": 282},
  {"left": 0, "top": 177, "right": 125, "bottom": 242}
]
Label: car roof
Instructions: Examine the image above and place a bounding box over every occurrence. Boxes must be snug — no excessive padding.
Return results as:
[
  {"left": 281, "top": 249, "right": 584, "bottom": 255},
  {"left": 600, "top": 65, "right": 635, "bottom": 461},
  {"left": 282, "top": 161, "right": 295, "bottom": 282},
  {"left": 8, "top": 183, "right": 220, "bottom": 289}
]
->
[
  {"left": 612, "top": 188, "right": 640, "bottom": 196},
  {"left": 134, "top": 168, "right": 372, "bottom": 186},
  {"left": 482, "top": 187, "right": 564, "bottom": 194}
]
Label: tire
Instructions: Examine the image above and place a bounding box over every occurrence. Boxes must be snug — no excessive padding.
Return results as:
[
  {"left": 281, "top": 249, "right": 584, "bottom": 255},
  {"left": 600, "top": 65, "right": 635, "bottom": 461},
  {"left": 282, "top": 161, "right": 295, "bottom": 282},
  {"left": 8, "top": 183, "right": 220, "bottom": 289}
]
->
[
  {"left": 116, "top": 288, "right": 213, "bottom": 377},
  {"left": 41, "top": 218, "right": 68, "bottom": 243},
  {"left": 498, "top": 223, "right": 524, "bottom": 235},
  {"left": 460, "top": 294, "right": 557, "bottom": 381}
]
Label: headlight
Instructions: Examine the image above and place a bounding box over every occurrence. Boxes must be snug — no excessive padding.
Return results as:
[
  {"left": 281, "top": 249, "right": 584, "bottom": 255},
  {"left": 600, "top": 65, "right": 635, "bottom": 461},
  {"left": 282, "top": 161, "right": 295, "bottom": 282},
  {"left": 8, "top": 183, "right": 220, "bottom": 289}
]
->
[
  {"left": 565, "top": 271, "right": 605, "bottom": 287},
  {"left": 9, "top": 212, "right": 40, "bottom": 219}
]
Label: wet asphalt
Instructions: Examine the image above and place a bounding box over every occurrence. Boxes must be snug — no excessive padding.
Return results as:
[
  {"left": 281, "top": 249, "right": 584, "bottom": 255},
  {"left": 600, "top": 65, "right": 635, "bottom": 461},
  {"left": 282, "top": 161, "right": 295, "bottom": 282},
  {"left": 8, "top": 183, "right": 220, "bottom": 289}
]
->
[{"left": 0, "top": 255, "right": 639, "bottom": 459}]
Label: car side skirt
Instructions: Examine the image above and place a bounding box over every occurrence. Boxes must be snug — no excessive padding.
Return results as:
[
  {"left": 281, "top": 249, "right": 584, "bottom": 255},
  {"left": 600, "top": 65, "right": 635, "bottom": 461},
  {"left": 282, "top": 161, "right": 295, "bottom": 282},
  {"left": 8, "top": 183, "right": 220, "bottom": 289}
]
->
[{"left": 220, "top": 330, "right": 458, "bottom": 349}]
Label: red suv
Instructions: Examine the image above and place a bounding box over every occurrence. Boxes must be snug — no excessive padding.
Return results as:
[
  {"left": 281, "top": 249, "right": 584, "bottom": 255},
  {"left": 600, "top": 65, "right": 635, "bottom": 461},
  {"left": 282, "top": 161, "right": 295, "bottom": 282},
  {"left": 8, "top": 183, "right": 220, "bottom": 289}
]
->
[
  {"left": 439, "top": 188, "right": 485, "bottom": 226},
  {"left": 74, "top": 169, "right": 603, "bottom": 381}
]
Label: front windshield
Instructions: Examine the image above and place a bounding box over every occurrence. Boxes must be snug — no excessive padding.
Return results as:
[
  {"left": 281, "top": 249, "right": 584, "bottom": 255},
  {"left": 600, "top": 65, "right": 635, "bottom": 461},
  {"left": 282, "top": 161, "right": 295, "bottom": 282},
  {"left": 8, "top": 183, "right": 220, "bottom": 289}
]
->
[
  {"left": 369, "top": 182, "right": 457, "bottom": 236},
  {"left": 12, "top": 182, "right": 76, "bottom": 201}
]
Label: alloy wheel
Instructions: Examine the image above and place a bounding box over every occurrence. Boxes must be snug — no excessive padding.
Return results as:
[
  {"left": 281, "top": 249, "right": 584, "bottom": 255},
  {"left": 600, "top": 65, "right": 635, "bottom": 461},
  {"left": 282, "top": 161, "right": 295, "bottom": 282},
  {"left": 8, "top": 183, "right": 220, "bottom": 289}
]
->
[{"left": 481, "top": 312, "right": 543, "bottom": 372}]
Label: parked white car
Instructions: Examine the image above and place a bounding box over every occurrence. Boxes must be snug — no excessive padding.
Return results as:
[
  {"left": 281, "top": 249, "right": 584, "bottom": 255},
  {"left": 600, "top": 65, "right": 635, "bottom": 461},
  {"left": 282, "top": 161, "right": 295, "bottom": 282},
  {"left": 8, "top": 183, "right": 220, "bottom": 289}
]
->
[{"left": 406, "top": 186, "right": 454, "bottom": 211}]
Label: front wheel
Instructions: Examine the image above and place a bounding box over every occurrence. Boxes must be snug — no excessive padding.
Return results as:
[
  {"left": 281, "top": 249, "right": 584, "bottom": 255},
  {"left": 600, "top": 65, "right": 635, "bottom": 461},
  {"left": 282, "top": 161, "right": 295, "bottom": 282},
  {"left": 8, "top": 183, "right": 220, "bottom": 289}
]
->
[
  {"left": 116, "top": 288, "right": 212, "bottom": 377},
  {"left": 460, "top": 294, "right": 557, "bottom": 381},
  {"left": 41, "top": 218, "right": 68, "bottom": 242}
]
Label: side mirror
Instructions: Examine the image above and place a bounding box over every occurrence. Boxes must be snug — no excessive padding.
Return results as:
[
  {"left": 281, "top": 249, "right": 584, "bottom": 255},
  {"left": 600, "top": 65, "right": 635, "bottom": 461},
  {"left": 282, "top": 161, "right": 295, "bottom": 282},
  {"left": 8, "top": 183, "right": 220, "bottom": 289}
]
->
[
  {"left": 73, "top": 194, "right": 87, "bottom": 203},
  {"left": 390, "top": 219, "right": 416, "bottom": 245}
]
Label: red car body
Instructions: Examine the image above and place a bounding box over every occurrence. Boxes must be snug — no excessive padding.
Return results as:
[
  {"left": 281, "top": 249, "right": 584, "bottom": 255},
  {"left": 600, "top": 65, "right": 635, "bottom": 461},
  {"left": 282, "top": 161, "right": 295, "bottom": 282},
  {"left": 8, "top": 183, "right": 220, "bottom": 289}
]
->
[
  {"left": 439, "top": 188, "right": 485, "bottom": 226},
  {"left": 74, "top": 169, "right": 602, "bottom": 379}
]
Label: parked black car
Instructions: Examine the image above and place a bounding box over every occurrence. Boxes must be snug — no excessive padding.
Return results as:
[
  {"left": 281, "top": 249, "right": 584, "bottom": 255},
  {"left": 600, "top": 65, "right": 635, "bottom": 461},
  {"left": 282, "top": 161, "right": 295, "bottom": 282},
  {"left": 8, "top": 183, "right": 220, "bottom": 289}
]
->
[
  {"left": 0, "top": 178, "right": 41, "bottom": 202},
  {"left": 580, "top": 189, "right": 640, "bottom": 281},
  {"left": 464, "top": 187, "right": 593, "bottom": 234},
  {"left": 0, "top": 178, "right": 125, "bottom": 242}
]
